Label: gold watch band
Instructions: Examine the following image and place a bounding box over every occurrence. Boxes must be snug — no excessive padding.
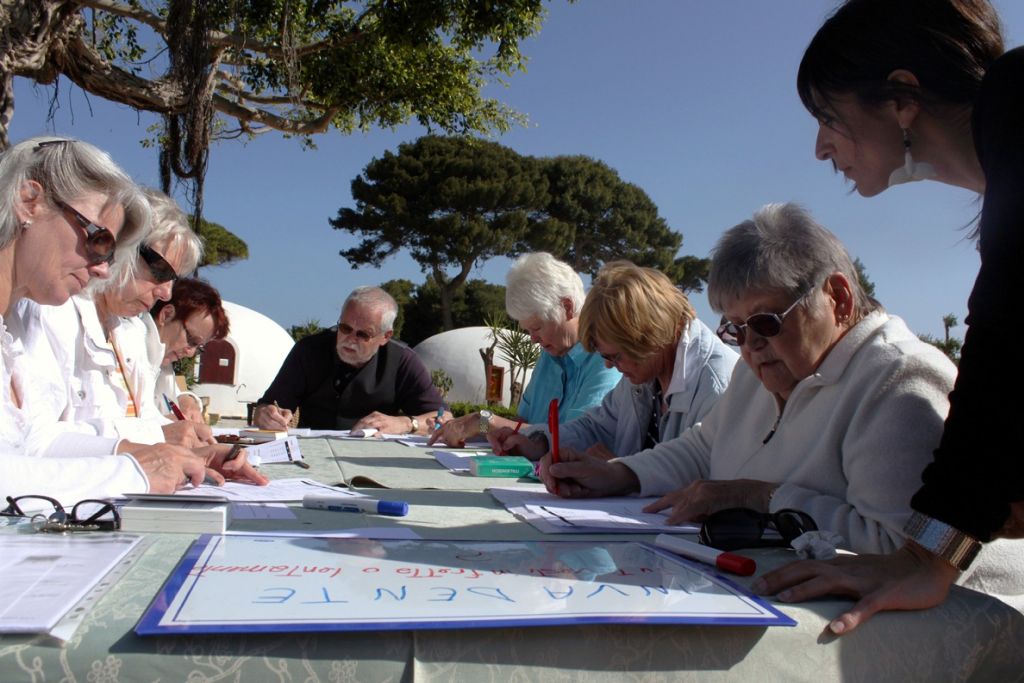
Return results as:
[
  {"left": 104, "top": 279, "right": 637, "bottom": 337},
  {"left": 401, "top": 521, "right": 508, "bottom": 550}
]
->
[{"left": 904, "top": 512, "right": 982, "bottom": 571}]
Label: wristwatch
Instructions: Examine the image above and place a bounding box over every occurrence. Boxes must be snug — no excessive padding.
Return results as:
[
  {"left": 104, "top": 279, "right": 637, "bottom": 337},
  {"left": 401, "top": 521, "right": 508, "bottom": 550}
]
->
[
  {"left": 479, "top": 410, "right": 494, "bottom": 435},
  {"left": 408, "top": 417, "right": 419, "bottom": 434},
  {"left": 904, "top": 511, "right": 982, "bottom": 571}
]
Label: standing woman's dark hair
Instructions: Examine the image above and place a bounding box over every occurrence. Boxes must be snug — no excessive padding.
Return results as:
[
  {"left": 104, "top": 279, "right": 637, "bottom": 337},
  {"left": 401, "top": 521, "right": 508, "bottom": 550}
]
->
[{"left": 797, "top": 0, "right": 1003, "bottom": 119}]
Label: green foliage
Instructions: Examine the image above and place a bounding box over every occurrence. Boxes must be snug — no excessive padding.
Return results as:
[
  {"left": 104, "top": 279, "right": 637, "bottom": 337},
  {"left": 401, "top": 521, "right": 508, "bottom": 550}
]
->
[
  {"left": 430, "top": 368, "right": 454, "bottom": 400},
  {"left": 193, "top": 217, "right": 250, "bottom": 267},
  {"left": 290, "top": 319, "right": 326, "bottom": 341},
  {"left": 853, "top": 257, "right": 877, "bottom": 300},
  {"left": 382, "top": 277, "right": 506, "bottom": 346},
  {"left": 333, "top": 135, "right": 547, "bottom": 329},
  {"left": 531, "top": 155, "right": 686, "bottom": 281},
  {"left": 920, "top": 313, "right": 963, "bottom": 365},
  {"left": 172, "top": 356, "right": 197, "bottom": 388},
  {"left": 672, "top": 254, "right": 712, "bottom": 294},
  {"left": 447, "top": 402, "right": 519, "bottom": 419},
  {"left": 7, "top": 1, "right": 551, "bottom": 145},
  {"left": 487, "top": 314, "right": 539, "bottom": 409}
]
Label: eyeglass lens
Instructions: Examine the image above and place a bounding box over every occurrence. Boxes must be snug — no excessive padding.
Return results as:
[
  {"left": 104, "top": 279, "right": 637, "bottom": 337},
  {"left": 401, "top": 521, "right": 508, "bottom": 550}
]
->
[
  {"left": 140, "top": 245, "right": 179, "bottom": 284},
  {"left": 716, "top": 289, "right": 811, "bottom": 346},
  {"left": 338, "top": 323, "right": 375, "bottom": 342},
  {"left": 53, "top": 199, "right": 117, "bottom": 266}
]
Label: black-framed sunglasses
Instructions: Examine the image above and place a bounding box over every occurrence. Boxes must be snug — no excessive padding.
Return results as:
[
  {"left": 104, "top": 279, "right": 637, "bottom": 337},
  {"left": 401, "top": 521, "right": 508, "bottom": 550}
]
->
[
  {"left": 337, "top": 322, "right": 379, "bottom": 343},
  {"left": 699, "top": 507, "right": 818, "bottom": 551},
  {"left": 715, "top": 288, "right": 813, "bottom": 347},
  {"left": 52, "top": 199, "right": 117, "bottom": 266},
  {"left": 139, "top": 244, "right": 179, "bottom": 284},
  {"left": 2, "top": 495, "right": 121, "bottom": 532}
]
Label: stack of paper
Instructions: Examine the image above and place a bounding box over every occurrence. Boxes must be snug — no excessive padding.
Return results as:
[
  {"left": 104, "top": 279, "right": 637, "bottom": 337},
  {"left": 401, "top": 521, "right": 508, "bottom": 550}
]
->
[
  {"left": 488, "top": 487, "right": 700, "bottom": 534},
  {"left": 120, "top": 500, "right": 232, "bottom": 534}
]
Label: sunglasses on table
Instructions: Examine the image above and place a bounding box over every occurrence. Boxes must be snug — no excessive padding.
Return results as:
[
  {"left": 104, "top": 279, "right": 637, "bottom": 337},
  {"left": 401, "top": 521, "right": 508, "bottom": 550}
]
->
[
  {"left": 140, "top": 244, "right": 179, "bottom": 284},
  {"left": 2, "top": 495, "right": 121, "bottom": 532},
  {"left": 52, "top": 199, "right": 117, "bottom": 266},
  {"left": 715, "top": 288, "right": 813, "bottom": 346},
  {"left": 698, "top": 507, "right": 818, "bottom": 551}
]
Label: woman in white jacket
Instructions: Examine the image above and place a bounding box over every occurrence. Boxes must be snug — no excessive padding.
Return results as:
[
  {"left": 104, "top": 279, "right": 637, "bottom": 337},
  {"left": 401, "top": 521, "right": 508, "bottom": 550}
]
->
[
  {"left": 540, "top": 203, "right": 958, "bottom": 556},
  {"left": 0, "top": 137, "right": 257, "bottom": 501}
]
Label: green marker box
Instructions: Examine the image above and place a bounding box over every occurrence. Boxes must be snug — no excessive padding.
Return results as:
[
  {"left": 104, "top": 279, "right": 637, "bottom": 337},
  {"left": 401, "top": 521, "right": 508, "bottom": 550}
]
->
[{"left": 469, "top": 456, "right": 535, "bottom": 477}]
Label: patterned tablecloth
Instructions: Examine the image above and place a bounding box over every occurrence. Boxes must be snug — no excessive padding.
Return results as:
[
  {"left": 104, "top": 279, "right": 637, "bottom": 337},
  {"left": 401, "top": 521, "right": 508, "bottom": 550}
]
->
[{"left": 1, "top": 438, "right": 1022, "bottom": 682}]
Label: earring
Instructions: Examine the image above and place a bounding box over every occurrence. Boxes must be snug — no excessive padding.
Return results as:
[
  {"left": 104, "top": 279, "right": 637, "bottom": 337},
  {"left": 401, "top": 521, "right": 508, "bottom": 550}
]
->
[
  {"left": 20, "top": 219, "right": 31, "bottom": 229},
  {"left": 888, "top": 128, "right": 937, "bottom": 186}
]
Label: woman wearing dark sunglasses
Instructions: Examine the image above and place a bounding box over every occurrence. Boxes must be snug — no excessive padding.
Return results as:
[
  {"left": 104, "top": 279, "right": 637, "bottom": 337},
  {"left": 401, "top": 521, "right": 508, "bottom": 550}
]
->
[
  {"left": 0, "top": 137, "right": 221, "bottom": 500},
  {"left": 542, "top": 204, "right": 965, "bottom": 561},
  {"left": 757, "top": 0, "right": 1024, "bottom": 635},
  {"left": 18, "top": 189, "right": 220, "bottom": 449}
]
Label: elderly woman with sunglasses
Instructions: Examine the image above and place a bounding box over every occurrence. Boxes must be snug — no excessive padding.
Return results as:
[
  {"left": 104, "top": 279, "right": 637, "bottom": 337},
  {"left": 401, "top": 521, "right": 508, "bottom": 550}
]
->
[
  {"left": 0, "top": 137, "right": 257, "bottom": 501},
  {"left": 149, "top": 277, "right": 230, "bottom": 423},
  {"left": 12, "top": 188, "right": 218, "bottom": 449},
  {"left": 541, "top": 203, "right": 959, "bottom": 557},
  {"left": 489, "top": 260, "right": 737, "bottom": 462}
]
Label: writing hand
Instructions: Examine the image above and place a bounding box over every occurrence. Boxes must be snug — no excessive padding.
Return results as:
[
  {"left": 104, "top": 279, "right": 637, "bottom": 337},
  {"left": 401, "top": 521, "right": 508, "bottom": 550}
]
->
[{"left": 253, "top": 403, "right": 292, "bottom": 431}]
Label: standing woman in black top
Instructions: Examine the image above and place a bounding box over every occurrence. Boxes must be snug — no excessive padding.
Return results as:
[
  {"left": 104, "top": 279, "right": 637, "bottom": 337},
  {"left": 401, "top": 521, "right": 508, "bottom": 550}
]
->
[{"left": 755, "top": 0, "right": 1024, "bottom": 633}]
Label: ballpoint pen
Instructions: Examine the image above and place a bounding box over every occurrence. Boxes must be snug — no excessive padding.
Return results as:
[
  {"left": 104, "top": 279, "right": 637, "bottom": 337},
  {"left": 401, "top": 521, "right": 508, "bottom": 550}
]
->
[{"left": 434, "top": 406, "right": 445, "bottom": 431}]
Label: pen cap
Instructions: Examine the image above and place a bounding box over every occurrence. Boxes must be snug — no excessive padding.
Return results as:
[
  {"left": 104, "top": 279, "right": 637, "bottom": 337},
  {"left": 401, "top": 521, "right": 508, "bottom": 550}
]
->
[{"left": 377, "top": 500, "right": 409, "bottom": 516}]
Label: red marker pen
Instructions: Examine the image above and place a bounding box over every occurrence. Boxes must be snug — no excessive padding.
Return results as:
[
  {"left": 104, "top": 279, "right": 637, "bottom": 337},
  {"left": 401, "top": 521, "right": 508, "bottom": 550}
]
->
[{"left": 655, "top": 533, "right": 756, "bottom": 576}]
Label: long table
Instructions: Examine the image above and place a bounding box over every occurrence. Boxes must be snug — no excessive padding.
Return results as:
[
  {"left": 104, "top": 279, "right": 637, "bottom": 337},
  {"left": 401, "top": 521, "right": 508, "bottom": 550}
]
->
[{"left": 1, "top": 437, "right": 1021, "bottom": 682}]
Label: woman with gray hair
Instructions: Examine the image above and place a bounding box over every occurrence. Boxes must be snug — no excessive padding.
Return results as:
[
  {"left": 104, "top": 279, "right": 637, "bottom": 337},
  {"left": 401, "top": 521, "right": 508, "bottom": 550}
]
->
[
  {"left": 541, "top": 203, "right": 959, "bottom": 555},
  {"left": 12, "top": 187, "right": 212, "bottom": 449},
  {"left": 429, "top": 252, "right": 621, "bottom": 447},
  {"left": 1, "top": 137, "right": 261, "bottom": 502}
]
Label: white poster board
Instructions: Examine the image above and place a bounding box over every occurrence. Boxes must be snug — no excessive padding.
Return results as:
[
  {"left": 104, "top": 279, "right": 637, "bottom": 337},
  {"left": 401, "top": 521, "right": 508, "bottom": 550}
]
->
[{"left": 137, "top": 535, "right": 794, "bottom": 634}]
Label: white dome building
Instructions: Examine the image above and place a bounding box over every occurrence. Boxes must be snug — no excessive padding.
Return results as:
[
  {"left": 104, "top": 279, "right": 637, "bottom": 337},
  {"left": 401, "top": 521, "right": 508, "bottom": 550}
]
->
[
  {"left": 414, "top": 326, "right": 533, "bottom": 406},
  {"left": 190, "top": 301, "right": 294, "bottom": 418}
]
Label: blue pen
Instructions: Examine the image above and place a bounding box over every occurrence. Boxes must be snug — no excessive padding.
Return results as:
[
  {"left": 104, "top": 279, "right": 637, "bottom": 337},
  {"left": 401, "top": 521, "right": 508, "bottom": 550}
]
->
[
  {"left": 162, "top": 393, "right": 173, "bottom": 412},
  {"left": 434, "top": 406, "right": 445, "bottom": 430},
  {"left": 302, "top": 493, "right": 409, "bottom": 517}
]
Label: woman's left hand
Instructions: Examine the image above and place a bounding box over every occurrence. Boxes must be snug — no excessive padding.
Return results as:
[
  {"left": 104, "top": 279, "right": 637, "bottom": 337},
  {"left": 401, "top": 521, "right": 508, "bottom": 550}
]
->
[
  {"left": 194, "top": 444, "right": 269, "bottom": 486},
  {"left": 427, "top": 413, "right": 478, "bottom": 446},
  {"left": 643, "top": 479, "right": 778, "bottom": 525}
]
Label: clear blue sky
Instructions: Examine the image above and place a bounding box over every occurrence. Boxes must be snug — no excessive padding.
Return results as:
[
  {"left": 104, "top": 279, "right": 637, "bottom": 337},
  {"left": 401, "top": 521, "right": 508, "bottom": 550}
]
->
[{"left": 10, "top": 1, "right": 1024, "bottom": 340}]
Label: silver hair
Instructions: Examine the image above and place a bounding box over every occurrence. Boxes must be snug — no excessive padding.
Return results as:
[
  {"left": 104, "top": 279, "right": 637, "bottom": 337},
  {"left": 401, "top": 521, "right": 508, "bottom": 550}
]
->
[
  {"left": 707, "top": 202, "right": 875, "bottom": 315},
  {"left": 343, "top": 286, "right": 398, "bottom": 333},
  {"left": 0, "top": 136, "right": 149, "bottom": 258},
  {"left": 505, "top": 252, "right": 585, "bottom": 322},
  {"left": 94, "top": 188, "right": 205, "bottom": 292}
]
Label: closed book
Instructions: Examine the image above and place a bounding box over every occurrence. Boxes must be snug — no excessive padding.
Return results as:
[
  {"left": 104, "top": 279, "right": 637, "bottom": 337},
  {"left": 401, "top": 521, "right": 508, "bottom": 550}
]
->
[
  {"left": 469, "top": 456, "right": 535, "bottom": 477},
  {"left": 120, "top": 501, "right": 231, "bottom": 534}
]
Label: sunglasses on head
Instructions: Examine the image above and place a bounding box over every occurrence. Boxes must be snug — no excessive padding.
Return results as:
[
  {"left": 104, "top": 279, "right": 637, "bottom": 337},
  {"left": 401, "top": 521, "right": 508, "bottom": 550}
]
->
[
  {"left": 699, "top": 507, "right": 818, "bottom": 551},
  {"left": 52, "top": 199, "right": 117, "bottom": 266},
  {"left": 139, "top": 244, "right": 179, "bottom": 284},
  {"left": 716, "top": 288, "right": 813, "bottom": 347}
]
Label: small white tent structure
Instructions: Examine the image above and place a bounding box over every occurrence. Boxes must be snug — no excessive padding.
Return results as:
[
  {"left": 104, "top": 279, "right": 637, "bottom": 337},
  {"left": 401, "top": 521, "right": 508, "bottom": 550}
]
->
[
  {"left": 414, "top": 326, "right": 533, "bottom": 406},
  {"left": 191, "top": 301, "right": 294, "bottom": 418}
]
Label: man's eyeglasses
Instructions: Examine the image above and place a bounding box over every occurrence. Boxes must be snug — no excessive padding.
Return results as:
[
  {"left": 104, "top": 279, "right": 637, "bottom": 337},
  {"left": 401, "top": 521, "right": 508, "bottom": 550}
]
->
[
  {"left": 140, "top": 244, "right": 179, "bottom": 284},
  {"left": 716, "top": 288, "right": 813, "bottom": 347},
  {"left": 338, "top": 322, "right": 379, "bottom": 343},
  {"left": 2, "top": 495, "right": 121, "bottom": 532},
  {"left": 699, "top": 507, "right": 818, "bottom": 551},
  {"left": 53, "top": 199, "right": 117, "bottom": 266}
]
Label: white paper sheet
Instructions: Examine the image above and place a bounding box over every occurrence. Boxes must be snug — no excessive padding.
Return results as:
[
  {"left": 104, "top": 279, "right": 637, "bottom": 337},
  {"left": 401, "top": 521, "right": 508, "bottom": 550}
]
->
[
  {"left": 489, "top": 487, "right": 700, "bottom": 534},
  {"left": 0, "top": 534, "right": 141, "bottom": 634},
  {"left": 177, "top": 478, "right": 349, "bottom": 502},
  {"left": 230, "top": 503, "right": 298, "bottom": 520},
  {"left": 225, "top": 527, "right": 421, "bottom": 539},
  {"left": 431, "top": 449, "right": 490, "bottom": 472}
]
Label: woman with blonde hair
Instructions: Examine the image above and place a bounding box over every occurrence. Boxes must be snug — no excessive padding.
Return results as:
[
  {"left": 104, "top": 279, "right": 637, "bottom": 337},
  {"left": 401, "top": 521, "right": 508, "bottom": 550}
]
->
[{"left": 490, "top": 259, "right": 737, "bottom": 461}]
